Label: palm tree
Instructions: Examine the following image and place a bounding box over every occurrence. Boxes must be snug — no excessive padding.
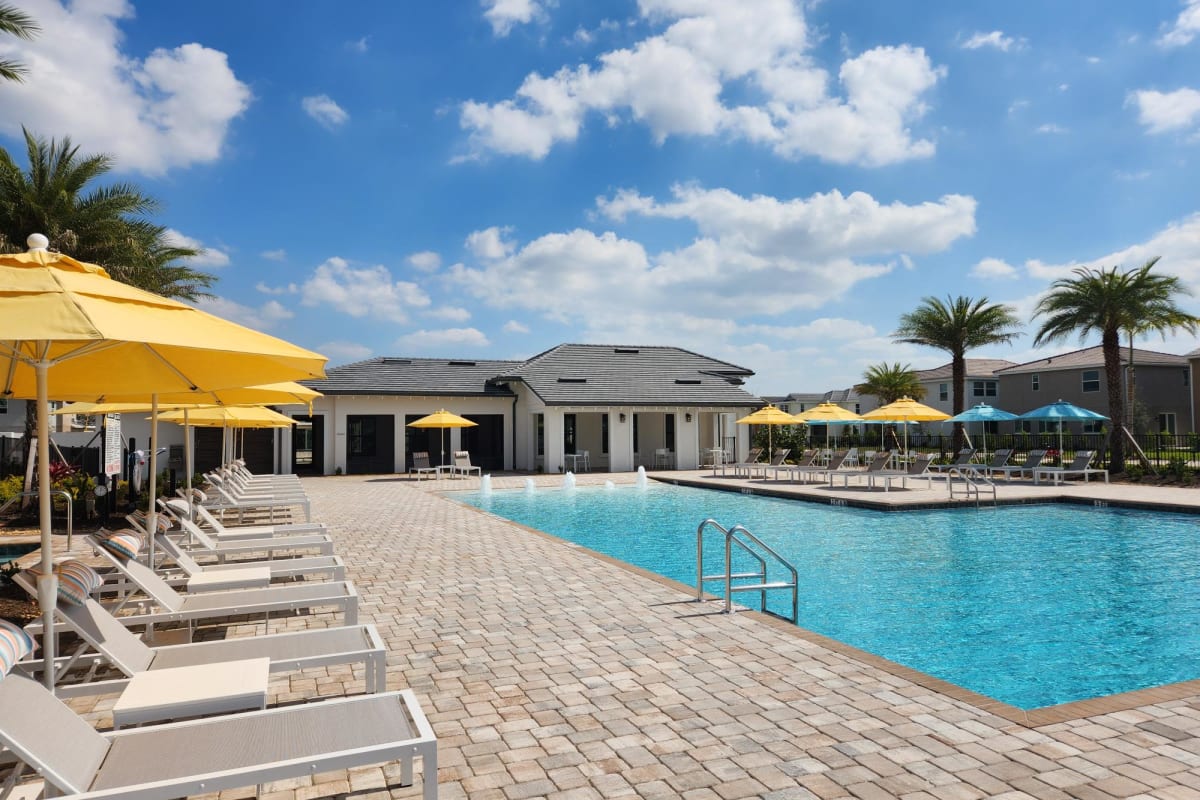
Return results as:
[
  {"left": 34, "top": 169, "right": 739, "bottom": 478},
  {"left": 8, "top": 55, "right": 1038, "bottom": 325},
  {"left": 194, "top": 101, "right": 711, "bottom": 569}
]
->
[
  {"left": 893, "top": 296, "right": 1021, "bottom": 451},
  {"left": 1033, "top": 258, "right": 1200, "bottom": 473},
  {"left": 0, "top": 128, "right": 216, "bottom": 300},
  {"left": 0, "top": 4, "right": 39, "bottom": 83},
  {"left": 855, "top": 362, "right": 925, "bottom": 405}
]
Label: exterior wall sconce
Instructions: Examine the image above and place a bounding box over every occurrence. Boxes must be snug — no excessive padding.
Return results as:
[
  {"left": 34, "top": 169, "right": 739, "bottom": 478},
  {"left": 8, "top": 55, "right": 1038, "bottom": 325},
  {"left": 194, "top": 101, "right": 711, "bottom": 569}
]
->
[
  {"left": 685, "top": 413, "right": 692, "bottom": 423},
  {"left": 619, "top": 413, "right": 626, "bottom": 423}
]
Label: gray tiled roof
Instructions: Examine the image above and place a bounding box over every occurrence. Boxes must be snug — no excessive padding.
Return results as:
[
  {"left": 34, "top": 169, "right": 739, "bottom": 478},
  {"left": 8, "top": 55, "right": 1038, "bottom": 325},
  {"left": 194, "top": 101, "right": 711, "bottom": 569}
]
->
[
  {"left": 303, "top": 357, "right": 522, "bottom": 397},
  {"left": 495, "top": 344, "right": 759, "bottom": 406},
  {"left": 916, "top": 358, "right": 1018, "bottom": 381},
  {"left": 997, "top": 345, "right": 1186, "bottom": 374}
]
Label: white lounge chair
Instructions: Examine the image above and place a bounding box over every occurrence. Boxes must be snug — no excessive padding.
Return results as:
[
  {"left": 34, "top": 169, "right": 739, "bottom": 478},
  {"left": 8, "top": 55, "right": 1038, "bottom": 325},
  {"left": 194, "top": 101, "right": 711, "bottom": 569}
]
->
[
  {"left": 867, "top": 453, "right": 936, "bottom": 491},
  {"left": 794, "top": 449, "right": 851, "bottom": 483},
  {"left": 409, "top": 451, "right": 438, "bottom": 480},
  {"left": 718, "top": 447, "right": 762, "bottom": 476},
  {"left": 771, "top": 449, "right": 818, "bottom": 481},
  {"left": 1033, "top": 450, "right": 1109, "bottom": 485},
  {"left": 85, "top": 535, "right": 359, "bottom": 627},
  {"left": 831, "top": 450, "right": 893, "bottom": 488},
  {"left": 0, "top": 672, "right": 438, "bottom": 800},
  {"left": 200, "top": 475, "right": 312, "bottom": 522},
  {"left": 160, "top": 498, "right": 327, "bottom": 540},
  {"left": 451, "top": 450, "right": 481, "bottom": 478},
  {"left": 987, "top": 449, "right": 1046, "bottom": 481},
  {"left": 12, "top": 572, "right": 385, "bottom": 694},
  {"left": 749, "top": 449, "right": 790, "bottom": 478},
  {"left": 928, "top": 448, "right": 977, "bottom": 474},
  {"left": 153, "top": 533, "right": 346, "bottom": 589},
  {"left": 157, "top": 504, "right": 335, "bottom": 560}
]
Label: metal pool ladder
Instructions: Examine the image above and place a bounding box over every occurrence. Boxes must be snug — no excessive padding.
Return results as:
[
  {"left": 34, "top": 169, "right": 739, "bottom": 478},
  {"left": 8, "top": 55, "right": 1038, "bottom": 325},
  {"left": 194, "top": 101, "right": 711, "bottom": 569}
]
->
[
  {"left": 695, "top": 519, "right": 798, "bottom": 623},
  {"left": 947, "top": 468, "right": 997, "bottom": 508}
]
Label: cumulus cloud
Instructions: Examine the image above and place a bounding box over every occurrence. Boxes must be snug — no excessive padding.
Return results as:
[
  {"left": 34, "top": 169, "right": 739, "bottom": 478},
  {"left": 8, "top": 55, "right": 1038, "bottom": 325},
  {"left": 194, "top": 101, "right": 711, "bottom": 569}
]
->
[
  {"left": 482, "top": 0, "right": 545, "bottom": 36},
  {"left": 347, "top": 36, "right": 370, "bottom": 53},
  {"left": 459, "top": 0, "right": 945, "bottom": 166},
  {"left": 961, "top": 31, "right": 1019, "bottom": 51},
  {"left": 163, "top": 229, "right": 230, "bottom": 268},
  {"left": 1130, "top": 88, "right": 1200, "bottom": 133},
  {"left": 255, "top": 281, "right": 298, "bottom": 295},
  {"left": 1159, "top": 0, "right": 1200, "bottom": 47},
  {"left": 971, "top": 257, "right": 1019, "bottom": 279},
  {"left": 0, "top": 0, "right": 250, "bottom": 175},
  {"left": 394, "top": 327, "right": 490, "bottom": 350},
  {"left": 302, "top": 94, "right": 349, "bottom": 128},
  {"left": 466, "top": 226, "right": 516, "bottom": 259},
  {"left": 299, "top": 257, "right": 430, "bottom": 323},
  {"left": 1036, "top": 123, "right": 1068, "bottom": 134},
  {"left": 407, "top": 251, "right": 442, "bottom": 272},
  {"left": 503, "top": 320, "right": 530, "bottom": 333},
  {"left": 426, "top": 306, "right": 472, "bottom": 322},
  {"left": 194, "top": 296, "right": 292, "bottom": 331},
  {"left": 260, "top": 249, "right": 287, "bottom": 262},
  {"left": 317, "top": 340, "right": 373, "bottom": 362}
]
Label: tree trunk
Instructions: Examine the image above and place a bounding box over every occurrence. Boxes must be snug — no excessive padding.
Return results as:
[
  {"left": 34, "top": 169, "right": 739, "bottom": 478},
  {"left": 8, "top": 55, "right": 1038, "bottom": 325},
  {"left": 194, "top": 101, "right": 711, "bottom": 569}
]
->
[
  {"left": 1103, "top": 329, "right": 1125, "bottom": 473},
  {"left": 951, "top": 353, "right": 966, "bottom": 452}
]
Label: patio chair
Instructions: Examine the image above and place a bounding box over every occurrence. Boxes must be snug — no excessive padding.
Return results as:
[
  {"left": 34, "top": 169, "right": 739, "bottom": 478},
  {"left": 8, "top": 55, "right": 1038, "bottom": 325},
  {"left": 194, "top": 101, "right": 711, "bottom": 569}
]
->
[
  {"left": 153, "top": 533, "right": 346, "bottom": 588},
  {"left": 831, "top": 450, "right": 893, "bottom": 489},
  {"left": 928, "top": 448, "right": 977, "bottom": 474},
  {"left": 718, "top": 447, "right": 762, "bottom": 476},
  {"left": 987, "top": 449, "right": 1046, "bottom": 481},
  {"left": 159, "top": 498, "right": 326, "bottom": 539},
  {"left": 868, "top": 453, "right": 936, "bottom": 492},
  {"left": 85, "top": 534, "right": 359, "bottom": 627},
  {"left": 200, "top": 474, "right": 312, "bottom": 523},
  {"left": 794, "top": 449, "right": 851, "bottom": 483},
  {"left": 451, "top": 450, "right": 482, "bottom": 478},
  {"left": 964, "top": 448, "right": 1012, "bottom": 478},
  {"left": 0, "top": 672, "right": 438, "bottom": 800},
  {"left": 158, "top": 501, "right": 335, "bottom": 559},
  {"left": 772, "top": 449, "right": 818, "bottom": 481},
  {"left": 748, "top": 448, "right": 790, "bottom": 478},
  {"left": 1033, "top": 450, "right": 1109, "bottom": 485},
  {"left": 410, "top": 451, "right": 438, "bottom": 480},
  {"left": 12, "top": 572, "right": 385, "bottom": 693},
  {"left": 654, "top": 448, "right": 675, "bottom": 470}
]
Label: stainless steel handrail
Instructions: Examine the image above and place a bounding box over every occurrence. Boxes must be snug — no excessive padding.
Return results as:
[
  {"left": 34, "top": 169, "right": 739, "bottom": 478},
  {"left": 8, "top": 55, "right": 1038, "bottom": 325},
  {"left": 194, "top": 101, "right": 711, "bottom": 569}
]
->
[
  {"left": 696, "top": 518, "right": 799, "bottom": 623},
  {"left": 0, "top": 489, "right": 74, "bottom": 549},
  {"left": 947, "top": 467, "right": 996, "bottom": 508}
]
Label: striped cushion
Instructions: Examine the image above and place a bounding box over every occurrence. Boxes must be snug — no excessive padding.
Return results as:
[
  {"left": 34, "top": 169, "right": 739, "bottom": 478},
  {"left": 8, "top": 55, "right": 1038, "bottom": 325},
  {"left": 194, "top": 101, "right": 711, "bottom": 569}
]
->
[
  {"left": 96, "top": 529, "right": 143, "bottom": 561},
  {"left": 54, "top": 560, "right": 103, "bottom": 607},
  {"left": 0, "top": 619, "right": 35, "bottom": 679}
]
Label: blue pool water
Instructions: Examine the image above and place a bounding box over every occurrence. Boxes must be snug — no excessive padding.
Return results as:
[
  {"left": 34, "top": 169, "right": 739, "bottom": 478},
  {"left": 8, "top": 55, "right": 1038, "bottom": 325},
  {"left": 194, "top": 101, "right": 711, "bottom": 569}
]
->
[
  {"left": 456, "top": 484, "right": 1200, "bottom": 710},
  {"left": 0, "top": 543, "right": 36, "bottom": 565}
]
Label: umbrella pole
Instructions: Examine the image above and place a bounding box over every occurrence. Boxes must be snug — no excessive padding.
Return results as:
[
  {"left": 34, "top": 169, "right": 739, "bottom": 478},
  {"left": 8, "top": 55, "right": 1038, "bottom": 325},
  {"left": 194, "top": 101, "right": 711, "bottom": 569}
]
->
[
  {"left": 35, "top": 359, "right": 57, "bottom": 690},
  {"left": 147, "top": 395, "right": 159, "bottom": 570},
  {"left": 185, "top": 409, "right": 194, "bottom": 522}
]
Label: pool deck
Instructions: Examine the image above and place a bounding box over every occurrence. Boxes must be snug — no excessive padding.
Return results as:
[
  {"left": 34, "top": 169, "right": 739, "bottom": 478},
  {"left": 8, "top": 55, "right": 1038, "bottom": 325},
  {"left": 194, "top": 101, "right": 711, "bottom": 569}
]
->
[{"left": 44, "top": 472, "right": 1200, "bottom": 798}]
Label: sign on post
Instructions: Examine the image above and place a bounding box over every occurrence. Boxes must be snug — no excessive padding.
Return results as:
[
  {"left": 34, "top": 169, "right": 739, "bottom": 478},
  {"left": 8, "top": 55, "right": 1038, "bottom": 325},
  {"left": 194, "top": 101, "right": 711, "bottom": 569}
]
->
[{"left": 104, "top": 414, "right": 122, "bottom": 476}]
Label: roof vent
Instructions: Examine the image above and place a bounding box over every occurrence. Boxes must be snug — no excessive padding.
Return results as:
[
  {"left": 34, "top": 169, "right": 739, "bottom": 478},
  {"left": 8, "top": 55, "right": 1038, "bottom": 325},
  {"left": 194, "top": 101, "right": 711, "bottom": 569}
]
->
[
  {"left": 613, "top": 347, "right": 640, "bottom": 354},
  {"left": 674, "top": 379, "right": 702, "bottom": 385},
  {"left": 380, "top": 358, "right": 412, "bottom": 365},
  {"left": 557, "top": 377, "right": 587, "bottom": 383},
  {"left": 447, "top": 361, "right": 477, "bottom": 366}
]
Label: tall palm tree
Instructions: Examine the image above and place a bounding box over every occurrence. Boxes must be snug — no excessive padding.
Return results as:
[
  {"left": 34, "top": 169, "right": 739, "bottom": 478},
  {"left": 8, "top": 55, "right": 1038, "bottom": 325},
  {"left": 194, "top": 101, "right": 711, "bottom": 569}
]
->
[
  {"left": 893, "top": 296, "right": 1021, "bottom": 450},
  {"left": 1033, "top": 258, "right": 1200, "bottom": 473},
  {"left": 0, "top": 4, "right": 39, "bottom": 83},
  {"left": 0, "top": 128, "right": 215, "bottom": 300},
  {"left": 855, "top": 362, "right": 925, "bottom": 404}
]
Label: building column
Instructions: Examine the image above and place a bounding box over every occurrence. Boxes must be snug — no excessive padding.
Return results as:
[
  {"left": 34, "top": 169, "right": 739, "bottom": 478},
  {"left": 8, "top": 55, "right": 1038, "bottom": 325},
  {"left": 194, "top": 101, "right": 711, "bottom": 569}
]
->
[
  {"left": 543, "top": 409, "right": 565, "bottom": 474},
  {"left": 677, "top": 410, "right": 699, "bottom": 470}
]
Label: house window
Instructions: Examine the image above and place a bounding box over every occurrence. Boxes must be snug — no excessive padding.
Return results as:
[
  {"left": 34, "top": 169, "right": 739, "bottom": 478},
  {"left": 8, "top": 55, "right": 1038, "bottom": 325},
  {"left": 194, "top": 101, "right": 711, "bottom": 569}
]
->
[
  {"left": 938, "top": 383, "right": 948, "bottom": 402},
  {"left": 0, "top": 399, "right": 6, "bottom": 414},
  {"left": 348, "top": 418, "right": 376, "bottom": 457},
  {"left": 564, "top": 414, "right": 577, "bottom": 455},
  {"left": 1081, "top": 370, "right": 1100, "bottom": 393},
  {"left": 854, "top": 403, "right": 860, "bottom": 414},
  {"left": 1038, "top": 421, "right": 1054, "bottom": 434},
  {"left": 1016, "top": 420, "right": 1031, "bottom": 434},
  {"left": 972, "top": 380, "right": 997, "bottom": 398},
  {"left": 536, "top": 414, "right": 544, "bottom": 457},
  {"left": 666, "top": 414, "right": 675, "bottom": 451},
  {"left": 602, "top": 414, "right": 609, "bottom": 455},
  {"left": 1032, "top": 374, "right": 1039, "bottom": 391},
  {"left": 1159, "top": 413, "right": 1177, "bottom": 435},
  {"left": 983, "top": 421, "right": 999, "bottom": 435},
  {"left": 1083, "top": 420, "right": 1104, "bottom": 434}
]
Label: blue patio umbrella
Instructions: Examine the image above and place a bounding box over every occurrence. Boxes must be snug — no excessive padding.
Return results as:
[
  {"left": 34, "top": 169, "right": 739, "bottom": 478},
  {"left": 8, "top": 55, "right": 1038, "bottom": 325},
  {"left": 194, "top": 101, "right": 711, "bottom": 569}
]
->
[
  {"left": 945, "top": 402, "right": 1019, "bottom": 456},
  {"left": 1017, "top": 399, "right": 1108, "bottom": 459}
]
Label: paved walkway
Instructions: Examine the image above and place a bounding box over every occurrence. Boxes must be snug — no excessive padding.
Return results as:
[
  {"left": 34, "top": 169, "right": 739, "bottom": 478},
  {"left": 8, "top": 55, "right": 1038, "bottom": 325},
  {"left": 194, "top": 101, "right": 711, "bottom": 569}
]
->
[{"left": 172, "top": 471, "right": 1200, "bottom": 800}]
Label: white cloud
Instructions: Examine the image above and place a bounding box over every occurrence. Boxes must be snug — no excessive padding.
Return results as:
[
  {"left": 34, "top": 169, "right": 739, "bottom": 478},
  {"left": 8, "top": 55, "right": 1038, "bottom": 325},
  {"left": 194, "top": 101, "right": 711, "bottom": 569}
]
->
[
  {"left": 466, "top": 226, "right": 516, "bottom": 259},
  {"left": 255, "top": 281, "right": 298, "bottom": 295},
  {"left": 347, "top": 36, "right": 370, "bottom": 53},
  {"left": 317, "top": 340, "right": 373, "bottom": 362},
  {"left": 194, "top": 296, "right": 292, "bottom": 331},
  {"left": 299, "top": 257, "right": 430, "bottom": 323},
  {"left": 1159, "top": 0, "right": 1200, "bottom": 47},
  {"left": 394, "top": 327, "right": 490, "bottom": 350},
  {"left": 0, "top": 0, "right": 251, "bottom": 175},
  {"left": 1130, "top": 88, "right": 1200, "bottom": 133},
  {"left": 261, "top": 249, "right": 287, "bottom": 261},
  {"left": 503, "top": 320, "right": 530, "bottom": 333},
  {"left": 482, "top": 0, "right": 545, "bottom": 36},
  {"left": 459, "top": 0, "right": 945, "bottom": 167},
  {"left": 407, "top": 251, "right": 442, "bottom": 272},
  {"left": 163, "top": 229, "right": 230, "bottom": 268},
  {"left": 961, "top": 31, "right": 1019, "bottom": 51},
  {"left": 1036, "top": 123, "right": 1068, "bottom": 134},
  {"left": 302, "top": 94, "right": 349, "bottom": 128},
  {"left": 971, "top": 257, "right": 1019, "bottom": 280},
  {"left": 426, "top": 306, "right": 472, "bottom": 322}
]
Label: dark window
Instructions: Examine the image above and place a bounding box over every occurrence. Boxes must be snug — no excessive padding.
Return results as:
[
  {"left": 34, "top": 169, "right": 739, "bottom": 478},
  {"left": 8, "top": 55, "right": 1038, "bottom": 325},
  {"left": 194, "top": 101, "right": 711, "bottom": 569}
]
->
[
  {"left": 602, "top": 414, "right": 609, "bottom": 454},
  {"left": 536, "top": 414, "right": 544, "bottom": 456},
  {"left": 1032, "top": 373, "right": 1040, "bottom": 391},
  {"left": 972, "top": 380, "right": 997, "bottom": 397},
  {"left": 1081, "top": 370, "right": 1100, "bottom": 393},
  {"left": 666, "top": 414, "right": 675, "bottom": 450},
  {"left": 938, "top": 383, "right": 948, "bottom": 401},
  {"left": 1083, "top": 420, "right": 1103, "bottom": 434},
  {"left": 854, "top": 403, "right": 860, "bottom": 414},
  {"left": 0, "top": 399, "right": 6, "bottom": 414},
  {"left": 348, "top": 417, "right": 376, "bottom": 457},
  {"left": 633, "top": 414, "right": 639, "bottom": 453},
  {"left": 1160, "top": 413, "right": 1177, "bottom": 435},
  {"left": 564, "top": 414, "right": 577, "bottom": 454}
]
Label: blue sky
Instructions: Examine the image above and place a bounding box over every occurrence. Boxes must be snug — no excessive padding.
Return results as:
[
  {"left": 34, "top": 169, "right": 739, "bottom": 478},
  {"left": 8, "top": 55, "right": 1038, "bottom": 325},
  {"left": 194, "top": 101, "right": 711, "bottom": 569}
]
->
[{"left": 4, "top": 0, "right": 1200, "bottom": 395}]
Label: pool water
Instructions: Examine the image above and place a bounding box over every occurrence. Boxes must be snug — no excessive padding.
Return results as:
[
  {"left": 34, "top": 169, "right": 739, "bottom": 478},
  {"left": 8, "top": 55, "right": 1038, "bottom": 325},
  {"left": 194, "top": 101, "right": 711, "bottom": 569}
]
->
[
  {"left": 0, "top": 543, "right": 36, "bottom": 565},
  {"left": 456, "top": 484, "right": 1200, "bottom": 710}
]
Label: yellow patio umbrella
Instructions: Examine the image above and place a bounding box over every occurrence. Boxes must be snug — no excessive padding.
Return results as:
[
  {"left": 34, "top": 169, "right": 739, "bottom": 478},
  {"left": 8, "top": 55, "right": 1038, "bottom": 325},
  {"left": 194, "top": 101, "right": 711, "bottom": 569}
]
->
[
  {"left": 736, "top": 404, "right": 801, "bottom": 461},
  {"left": 792, "top": 402, "right": 864, "bottom": 449},
  {"left": 158, "top": 405, "right": 295, "bottom": 428},
  {"left": 0, "top": 238, "right": 327, "bottom": 688},
  {"left": 407, "top": 409, "right": 477, "bottom": 467},
  {"left": 861, "top": 396, "right": 950, "bottom": 457}
]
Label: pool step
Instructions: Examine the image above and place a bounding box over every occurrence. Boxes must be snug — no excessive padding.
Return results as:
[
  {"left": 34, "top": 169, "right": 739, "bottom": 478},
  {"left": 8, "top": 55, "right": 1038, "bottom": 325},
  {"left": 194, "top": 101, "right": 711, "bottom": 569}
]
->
[{"left": 727, "top": 581, "right": 796, "bottom": 593}]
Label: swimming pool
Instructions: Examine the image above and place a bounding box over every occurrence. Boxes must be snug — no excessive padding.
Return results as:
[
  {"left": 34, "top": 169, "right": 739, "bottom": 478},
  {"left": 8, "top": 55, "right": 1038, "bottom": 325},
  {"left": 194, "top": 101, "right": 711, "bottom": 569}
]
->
[
  {"left": 0, "top": 543, "right": 35, "bottom": 565},
  {"left": 456, "top": 484, "right": 1200, "bottom": 710}
]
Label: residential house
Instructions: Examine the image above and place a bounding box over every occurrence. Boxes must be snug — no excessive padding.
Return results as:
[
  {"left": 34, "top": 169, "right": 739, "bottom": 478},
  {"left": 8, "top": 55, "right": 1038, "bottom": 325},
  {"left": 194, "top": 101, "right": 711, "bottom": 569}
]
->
[{"left": 914, "top": 358, "right": 1018, "bottom": 416}]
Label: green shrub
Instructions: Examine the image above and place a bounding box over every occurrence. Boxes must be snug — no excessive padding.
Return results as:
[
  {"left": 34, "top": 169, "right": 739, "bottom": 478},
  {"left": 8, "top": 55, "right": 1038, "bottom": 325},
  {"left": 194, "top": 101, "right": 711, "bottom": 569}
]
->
[
  {"left": 1167, "top": 456, "right": 1194, "bottom": 482},
  {"left": 0, "top": 474, "right": 24, "bottom": 504}
]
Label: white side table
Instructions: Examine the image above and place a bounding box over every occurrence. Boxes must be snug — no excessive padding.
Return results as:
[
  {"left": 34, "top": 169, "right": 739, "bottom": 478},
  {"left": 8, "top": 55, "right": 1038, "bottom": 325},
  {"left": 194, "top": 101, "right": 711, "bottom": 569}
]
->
[{"left": 112, "top": 657, "right": 271, "bottom": 729}]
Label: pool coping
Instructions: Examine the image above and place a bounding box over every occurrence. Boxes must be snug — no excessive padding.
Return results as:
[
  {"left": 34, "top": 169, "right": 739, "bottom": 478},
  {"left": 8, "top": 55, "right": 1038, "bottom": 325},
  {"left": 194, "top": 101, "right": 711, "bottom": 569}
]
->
[{"left": 453, "top": 482, "right": 1200, "bottom": 728}]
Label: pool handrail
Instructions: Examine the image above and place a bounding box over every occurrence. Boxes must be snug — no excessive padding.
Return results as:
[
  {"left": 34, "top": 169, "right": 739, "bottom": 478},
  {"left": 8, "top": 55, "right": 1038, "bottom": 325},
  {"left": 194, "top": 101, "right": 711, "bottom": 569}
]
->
[{"left": 696, "top": 518, "right": 798, "bottom": 623}]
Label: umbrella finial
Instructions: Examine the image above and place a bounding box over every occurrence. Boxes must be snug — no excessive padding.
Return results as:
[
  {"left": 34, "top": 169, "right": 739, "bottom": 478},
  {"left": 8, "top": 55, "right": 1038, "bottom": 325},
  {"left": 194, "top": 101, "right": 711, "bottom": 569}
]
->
[{"left": 26, "top": 233, "right": 49, "bottom": 252}]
